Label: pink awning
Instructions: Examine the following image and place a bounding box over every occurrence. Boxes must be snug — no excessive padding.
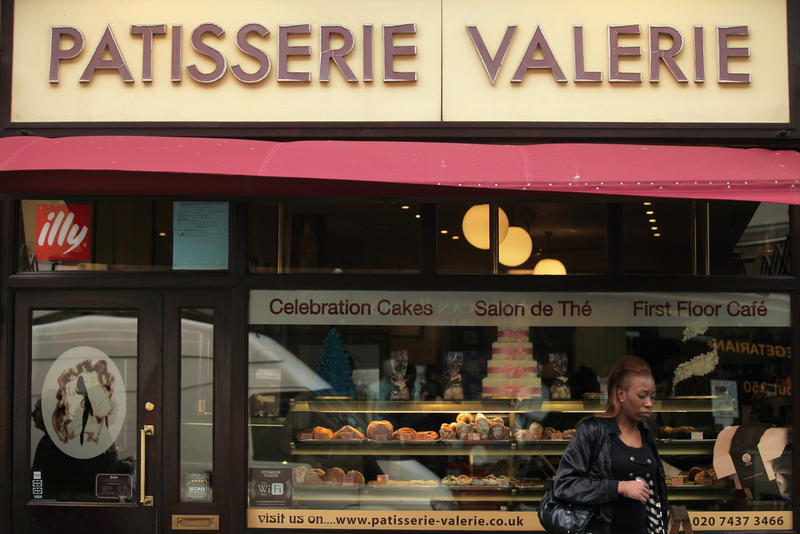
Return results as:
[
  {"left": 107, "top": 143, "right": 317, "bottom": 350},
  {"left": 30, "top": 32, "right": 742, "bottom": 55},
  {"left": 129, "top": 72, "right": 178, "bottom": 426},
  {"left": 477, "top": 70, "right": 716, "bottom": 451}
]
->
[{"left": 0, "top": 135, "right": 799, "bottom": 203}]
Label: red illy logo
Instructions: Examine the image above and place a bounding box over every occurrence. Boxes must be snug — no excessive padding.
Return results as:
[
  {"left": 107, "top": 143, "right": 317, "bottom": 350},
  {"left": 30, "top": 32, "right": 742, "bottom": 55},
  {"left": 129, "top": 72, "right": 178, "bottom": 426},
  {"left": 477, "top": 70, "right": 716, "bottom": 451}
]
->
[{"left": 36, "top": 205, "right": 91, "bottom": 261}]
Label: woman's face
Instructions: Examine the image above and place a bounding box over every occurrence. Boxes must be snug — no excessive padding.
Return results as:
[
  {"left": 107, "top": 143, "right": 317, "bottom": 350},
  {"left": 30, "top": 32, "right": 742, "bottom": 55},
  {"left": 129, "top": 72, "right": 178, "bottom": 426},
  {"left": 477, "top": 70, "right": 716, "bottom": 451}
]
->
[{"left": 619, "top": 374, "right": 656, "bottom": 422}]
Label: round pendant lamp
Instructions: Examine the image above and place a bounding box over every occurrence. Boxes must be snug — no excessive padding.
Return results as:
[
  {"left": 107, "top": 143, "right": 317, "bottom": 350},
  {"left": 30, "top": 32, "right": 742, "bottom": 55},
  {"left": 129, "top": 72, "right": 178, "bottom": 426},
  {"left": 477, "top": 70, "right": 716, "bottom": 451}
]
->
[
  {"left": 533, "top": 258, "right": 567, "bottom": 275},
  {"left": 533, "top": 231, "right": 567, "bottom": 275},
  {"left": 499, "top": 227, "right": 533, "bottom": 267},
  {"left": 461, "top": 205, "right": 509, "bottom": 249}
]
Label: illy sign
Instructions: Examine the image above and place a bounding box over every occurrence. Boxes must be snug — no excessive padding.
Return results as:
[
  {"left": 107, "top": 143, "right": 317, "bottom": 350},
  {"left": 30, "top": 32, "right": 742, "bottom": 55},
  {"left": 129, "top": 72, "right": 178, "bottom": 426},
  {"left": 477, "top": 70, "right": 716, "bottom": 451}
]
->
[{"left": 36, "top": 205, "right": 91, "bottom": 261}]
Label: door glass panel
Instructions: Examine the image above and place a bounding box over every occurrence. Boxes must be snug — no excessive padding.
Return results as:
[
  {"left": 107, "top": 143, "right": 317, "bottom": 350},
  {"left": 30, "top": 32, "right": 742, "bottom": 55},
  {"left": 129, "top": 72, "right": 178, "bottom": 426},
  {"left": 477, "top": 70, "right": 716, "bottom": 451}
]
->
[
  {"left": 30, "top": 310, "right": 138, "bottom": 503},
  {"left": 180, "top": 309, "right": 214, "bottom": 502}
]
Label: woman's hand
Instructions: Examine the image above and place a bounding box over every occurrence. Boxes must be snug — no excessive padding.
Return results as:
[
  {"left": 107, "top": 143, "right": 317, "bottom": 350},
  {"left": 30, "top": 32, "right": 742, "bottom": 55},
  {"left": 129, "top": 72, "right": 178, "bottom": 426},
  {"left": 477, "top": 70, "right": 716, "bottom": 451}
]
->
[{"left": 619, "top": 479, "right": 650, "bottom": 503}]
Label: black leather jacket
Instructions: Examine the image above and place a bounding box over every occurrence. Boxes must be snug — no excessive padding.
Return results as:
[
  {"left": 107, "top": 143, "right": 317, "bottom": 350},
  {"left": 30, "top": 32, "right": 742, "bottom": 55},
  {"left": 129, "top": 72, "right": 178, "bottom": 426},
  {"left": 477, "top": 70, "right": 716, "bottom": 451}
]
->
[{"left": 552, "top": 415, "right": 668, "bottom": 534}]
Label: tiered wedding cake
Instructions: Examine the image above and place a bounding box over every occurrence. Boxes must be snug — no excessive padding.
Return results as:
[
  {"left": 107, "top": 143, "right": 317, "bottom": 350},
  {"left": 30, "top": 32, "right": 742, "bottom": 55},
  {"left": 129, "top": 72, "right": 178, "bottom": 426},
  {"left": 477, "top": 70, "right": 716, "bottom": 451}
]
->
[{"left": 482, "top": 327, "right": 541, "bottom": 399}]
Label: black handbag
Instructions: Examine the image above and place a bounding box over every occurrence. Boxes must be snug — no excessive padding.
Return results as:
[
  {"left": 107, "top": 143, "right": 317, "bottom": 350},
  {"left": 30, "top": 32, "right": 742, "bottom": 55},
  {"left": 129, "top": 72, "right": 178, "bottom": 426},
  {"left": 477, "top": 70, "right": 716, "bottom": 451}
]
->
[{"left": 538, "top": 431, "right": 604, "bottom": 534}]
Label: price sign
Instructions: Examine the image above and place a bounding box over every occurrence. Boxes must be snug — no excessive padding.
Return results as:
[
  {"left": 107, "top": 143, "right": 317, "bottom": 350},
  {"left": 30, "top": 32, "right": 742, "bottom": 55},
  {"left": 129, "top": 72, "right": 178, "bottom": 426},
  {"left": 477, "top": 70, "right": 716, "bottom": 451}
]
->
[
  {"left": 468, "top": 433, "right": 481, "bottom": 441},
  {"left": 342, "top": 477, "right": 354, "bottom": 487},
  {"left": 397, "top": 433, "right": 413, "bottom": 441},
  {"left": 521, "top": 432, "right": 534, "bottom": 441},
  {"left": 691, "top": 432, "right": 704, "bottom": 440},
  {"left": 498, "top": 479, "right": 510, "bottom": 487},
  {"left": 313, "top": 432, "right": 328, "bottom": 440},
  {"left": 550, "top": 432, "right": 563, "bottom": 440},
  {"left": 338, "top": 432, "right": 355, "bottom": 440},
  {"left": 375, "top": 434, "right": 389, "bottom": 441},
  {"left": 300, "top": 433, "right": 313, "bottom": 440},
  {"left": 376, "top": 475, "right": 389, "bottom": 485}
]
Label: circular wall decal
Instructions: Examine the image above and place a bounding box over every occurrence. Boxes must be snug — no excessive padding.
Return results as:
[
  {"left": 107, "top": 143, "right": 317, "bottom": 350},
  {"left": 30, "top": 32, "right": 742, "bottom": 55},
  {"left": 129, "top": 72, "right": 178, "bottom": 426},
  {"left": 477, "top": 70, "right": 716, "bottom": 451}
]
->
[{"left": 41, "top": 346, "right": 127, "bottom": 460}]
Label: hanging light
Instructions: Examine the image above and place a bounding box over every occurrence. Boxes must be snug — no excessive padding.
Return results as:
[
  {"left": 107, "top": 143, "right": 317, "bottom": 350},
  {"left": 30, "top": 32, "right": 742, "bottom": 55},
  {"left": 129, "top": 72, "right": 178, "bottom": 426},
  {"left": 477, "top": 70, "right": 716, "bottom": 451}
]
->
[
  {"left": 499, "top": 227, "right": 533, "bottom": 267},
  {"left": 533, "top": 231, "right": 567, "bottom": 275},
  {"left": 461, "top": 205, "right": 509, "bottom": 250}
]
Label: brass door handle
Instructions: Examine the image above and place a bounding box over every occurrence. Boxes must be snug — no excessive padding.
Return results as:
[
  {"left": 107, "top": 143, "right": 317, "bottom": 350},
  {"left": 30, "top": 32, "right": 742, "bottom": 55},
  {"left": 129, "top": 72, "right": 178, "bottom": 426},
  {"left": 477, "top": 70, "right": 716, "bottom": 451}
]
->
[{"left": 140, "top": 424, "right": 155, "bottom": 506}]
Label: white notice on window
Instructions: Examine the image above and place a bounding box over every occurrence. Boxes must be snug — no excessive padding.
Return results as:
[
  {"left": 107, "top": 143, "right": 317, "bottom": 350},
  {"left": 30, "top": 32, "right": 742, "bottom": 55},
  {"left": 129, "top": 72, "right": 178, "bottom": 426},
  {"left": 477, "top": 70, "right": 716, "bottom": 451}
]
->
[{"left": 173, "top": 202, "right": 229, "bottom": 270}]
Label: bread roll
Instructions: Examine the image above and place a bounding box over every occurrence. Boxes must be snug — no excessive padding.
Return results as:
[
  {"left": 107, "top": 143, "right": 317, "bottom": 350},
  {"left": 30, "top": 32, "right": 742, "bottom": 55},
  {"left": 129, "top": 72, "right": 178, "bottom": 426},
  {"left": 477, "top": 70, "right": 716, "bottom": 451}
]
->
[
  {"left": 323, "top": 467, "right": 346, "bottom": 486},
  {"left": 456, "top": 413, "right": 474, "bottom": 424},
  {"left": 304, "top": 472, "right": 322, "bottom": 485},
  {"left": 475, "top": 414, "right": 491, "bottom": 439},
  {"left": 312, "top": 426, "right": 334, "bottom": 439},
  {"left": 563, "top": 429, "right": 576, "bottom": 440},
  {"left": 367, "top": 420, "right": 394, "bottom": 439},
  {"left": 456, "top": 421, "right": 472, "bottom": 440},
  {"left": 333, "top": 425, "right": 365, "bottom": 440},
  {"left": 688, "top": 467, "right": 703, "bottom": 482},
  {"left": 542, "top": 427, "right": 556, "bottom": 440},
  {"left": 393, "top": 427, "right": 417, "bottom": 440},
  {"left": 528, "top": 422, "right": 544, "bottom": 440},
  {"left": 489, "top": 422, "right": 505, "bottom": 440},
  {"left": 491, "top": 417, "right": 505, "bottom": 426},
  {"left": 345, "top": 470, "right": 365, "bottom": 487},
  {"left": 439, "top": 423, "right": 456, "bottom": 440},
  {"left": 293, "top": 466, "right": 308, "bottom": 485}
]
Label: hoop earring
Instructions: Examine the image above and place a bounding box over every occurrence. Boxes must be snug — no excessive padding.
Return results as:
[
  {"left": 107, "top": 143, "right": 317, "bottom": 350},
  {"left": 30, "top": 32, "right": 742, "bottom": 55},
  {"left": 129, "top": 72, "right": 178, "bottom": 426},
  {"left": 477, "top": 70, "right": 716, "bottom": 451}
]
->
[{"left": 620, "top": 398, "right": 624, "bottom": 406}]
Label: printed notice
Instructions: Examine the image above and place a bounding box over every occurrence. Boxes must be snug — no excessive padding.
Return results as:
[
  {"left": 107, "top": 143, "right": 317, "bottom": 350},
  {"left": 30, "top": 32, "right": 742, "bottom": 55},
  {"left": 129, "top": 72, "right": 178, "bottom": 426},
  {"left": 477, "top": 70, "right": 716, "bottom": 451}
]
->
[
  {"left": 96, "top": 474, "right": 132, "bottom": 499},
  {"left": 173, "top": 202, "right": 229, "bottom": 270},
  {"left": 250, "top": 467, "right": 292, "bottom": 508}
]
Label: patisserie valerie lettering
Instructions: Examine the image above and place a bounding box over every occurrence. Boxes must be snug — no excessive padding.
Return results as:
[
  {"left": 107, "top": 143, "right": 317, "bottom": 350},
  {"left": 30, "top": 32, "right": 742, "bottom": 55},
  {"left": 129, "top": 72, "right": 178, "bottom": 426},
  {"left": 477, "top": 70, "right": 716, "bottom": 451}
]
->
[{"left": 47, "top": 21, "right": 752, "bottom": 85}]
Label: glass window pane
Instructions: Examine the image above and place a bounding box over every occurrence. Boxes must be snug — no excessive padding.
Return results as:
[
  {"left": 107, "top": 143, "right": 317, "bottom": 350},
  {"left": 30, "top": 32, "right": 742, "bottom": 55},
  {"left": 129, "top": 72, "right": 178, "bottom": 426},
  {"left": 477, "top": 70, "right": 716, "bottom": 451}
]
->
[
  {"left": 279, "top": 202, "right": 420, "bottom": 274},
  {"left": 624, "top": 200, "right": 693, "bottom": 275},
  {"left": 180, "top": 309, "right": 214, "bottom": 502},
  {"left": 247, "top": 290, "right": 792, "bottom": 524},
  {"left": 247, "top": 203, "right": 280, "bottom": 273},
  {"left": 710, "top": 201, "right": 790, "bottom": 276},
  {"left": 30, "top": 311, "right": 137, "bottom": 503},
  {"left": 18, "top": 200, "right": 229, "bottom": 272},
  {"left": 438, "top": 202, "right": 606, "bottom": 275}
]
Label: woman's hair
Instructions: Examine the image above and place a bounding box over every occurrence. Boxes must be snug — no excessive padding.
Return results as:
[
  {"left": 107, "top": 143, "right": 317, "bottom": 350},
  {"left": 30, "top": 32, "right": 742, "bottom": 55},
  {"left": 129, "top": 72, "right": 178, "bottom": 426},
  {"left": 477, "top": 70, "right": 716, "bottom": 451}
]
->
[{"left": 596, "top": 355, "right": 653, "bottom": 419}]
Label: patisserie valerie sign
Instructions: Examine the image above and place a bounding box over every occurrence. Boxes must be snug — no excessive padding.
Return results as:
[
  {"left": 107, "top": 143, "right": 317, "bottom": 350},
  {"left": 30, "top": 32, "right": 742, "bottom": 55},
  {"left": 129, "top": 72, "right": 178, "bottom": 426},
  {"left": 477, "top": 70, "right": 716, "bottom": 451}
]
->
[
  {"left": 249, "top": 291, "right": 790, "bottom": 328},
  {"left": 12, "top": 0, "right": 789, "bottom": 123}
]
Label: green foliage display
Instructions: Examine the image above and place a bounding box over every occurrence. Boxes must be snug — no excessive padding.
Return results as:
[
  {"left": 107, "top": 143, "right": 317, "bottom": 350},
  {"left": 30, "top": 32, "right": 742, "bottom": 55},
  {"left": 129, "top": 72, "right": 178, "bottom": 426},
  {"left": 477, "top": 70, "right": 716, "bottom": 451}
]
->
[{"left": 314, "top": 328, "right": 356, "bottom": 397}]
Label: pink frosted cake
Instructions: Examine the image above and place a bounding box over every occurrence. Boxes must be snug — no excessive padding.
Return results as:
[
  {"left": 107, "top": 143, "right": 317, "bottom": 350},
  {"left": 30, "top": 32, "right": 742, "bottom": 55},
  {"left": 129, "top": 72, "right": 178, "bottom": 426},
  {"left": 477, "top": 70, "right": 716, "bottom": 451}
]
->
[{"left": 482, "top": 327, "right": 541, "bottom": 399}]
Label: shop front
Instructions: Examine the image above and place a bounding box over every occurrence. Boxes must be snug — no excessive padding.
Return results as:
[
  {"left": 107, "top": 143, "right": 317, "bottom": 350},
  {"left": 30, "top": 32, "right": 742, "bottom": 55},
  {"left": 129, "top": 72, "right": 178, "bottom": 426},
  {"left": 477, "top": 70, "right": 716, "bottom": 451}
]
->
[{"left": 1, "top": 1, "right": 799, "bottom": 534}]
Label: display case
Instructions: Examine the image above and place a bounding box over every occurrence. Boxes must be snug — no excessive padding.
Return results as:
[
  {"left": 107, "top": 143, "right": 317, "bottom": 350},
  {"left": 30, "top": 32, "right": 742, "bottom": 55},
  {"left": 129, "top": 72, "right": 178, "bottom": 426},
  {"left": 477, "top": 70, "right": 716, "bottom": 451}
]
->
[{"left": 283, "top": 396, "right": 737, "bottom": 512}]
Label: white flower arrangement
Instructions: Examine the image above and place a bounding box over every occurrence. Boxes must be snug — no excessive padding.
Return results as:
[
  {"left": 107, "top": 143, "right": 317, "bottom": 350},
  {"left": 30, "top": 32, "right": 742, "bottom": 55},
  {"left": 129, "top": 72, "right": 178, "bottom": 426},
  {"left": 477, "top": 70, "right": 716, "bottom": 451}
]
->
[
  {"left": 681, "top": 326, "right": 708, "bottom": 342},
  {"left": 673, "top": 325, "right": 718, "bottom": 394}
]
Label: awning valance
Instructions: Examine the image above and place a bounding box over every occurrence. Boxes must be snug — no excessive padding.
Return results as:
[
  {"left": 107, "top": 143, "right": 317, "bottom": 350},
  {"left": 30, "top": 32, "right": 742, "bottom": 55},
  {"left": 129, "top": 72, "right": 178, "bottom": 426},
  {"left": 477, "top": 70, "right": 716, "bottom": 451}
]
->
[{"left": 0, "top": 135, "right": 799, "bottom": 203}]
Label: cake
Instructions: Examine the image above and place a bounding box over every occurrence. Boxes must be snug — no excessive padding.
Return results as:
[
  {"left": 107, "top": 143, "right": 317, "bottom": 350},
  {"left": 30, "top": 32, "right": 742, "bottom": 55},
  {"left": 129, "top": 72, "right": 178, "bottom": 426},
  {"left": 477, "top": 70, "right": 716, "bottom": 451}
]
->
[{"left": 482, "top": 326, "right": 542, "bottom": 399}]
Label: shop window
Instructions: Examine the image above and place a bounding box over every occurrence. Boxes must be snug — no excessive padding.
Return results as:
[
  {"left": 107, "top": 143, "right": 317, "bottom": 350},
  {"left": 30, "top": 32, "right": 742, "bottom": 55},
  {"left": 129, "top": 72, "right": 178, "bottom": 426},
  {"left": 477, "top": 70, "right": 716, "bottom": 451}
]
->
[
  {"left": 250, "top": 201, "right": 420, "bottom": 274},
  {"left": 17, "top": 200, "right": 230, "bottom": 272},
  {"left": 623, "top": 200, "right": 693, "bottom": 275},
  {"left": 710, "top": 202, "right": 790, "bottom": 276},
  {"left": 246, "top": 290, "right": 792, "bottom": 525},
  {"left": 438, "top": 202, "right": 606, "bottom": 274}
]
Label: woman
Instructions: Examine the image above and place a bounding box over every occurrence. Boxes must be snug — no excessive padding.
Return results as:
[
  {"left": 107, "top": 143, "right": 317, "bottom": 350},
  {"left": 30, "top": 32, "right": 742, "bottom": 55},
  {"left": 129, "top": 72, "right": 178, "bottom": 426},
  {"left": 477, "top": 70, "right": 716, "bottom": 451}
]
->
[{"left": 552, "top": 356, "right": 668, "bottom": 534}]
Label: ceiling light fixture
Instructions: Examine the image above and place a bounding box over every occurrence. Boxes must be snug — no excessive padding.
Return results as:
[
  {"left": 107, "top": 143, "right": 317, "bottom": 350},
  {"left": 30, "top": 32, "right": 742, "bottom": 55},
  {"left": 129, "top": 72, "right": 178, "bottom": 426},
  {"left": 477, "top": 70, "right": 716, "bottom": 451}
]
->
[
  {"left": 533, "top": 231, "right": 566, "bottom": 275},
  {"left": 461, "top": 204, "right": 509, "bottom": 250}
]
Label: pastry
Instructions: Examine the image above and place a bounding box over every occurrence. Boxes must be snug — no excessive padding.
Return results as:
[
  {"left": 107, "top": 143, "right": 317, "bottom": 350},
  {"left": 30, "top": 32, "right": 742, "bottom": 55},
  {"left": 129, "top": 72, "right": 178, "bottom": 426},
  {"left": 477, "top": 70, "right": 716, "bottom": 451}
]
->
[
  {"left": 345, "top": 470, "right": 365, "bottom": 487},
  {"left": 323, "top": 467, "right": 346, "bottom": 486},
  {"left": 439, "top": 423, "right": 456, "bottom": 440},
  {"left": 688, "top": 467, "right": 703, "bottom": 482},
  {"left": 529, "top": 422, "right": 544, "bottom": 440},
  {"left": 491, "top": 417, "right": 505, "bottom": 426},
  {"left": 304, "top": 471, "right": 322, "bottom": 485},
  {"left": 415, "top": 430, "right": 439, "bottom": 441},
  {"left": 393, "top": 427, "right": 417, "bottom": 440},
  {"left": 542, "top": 427, "right": 556, "bottom": 440},
  {"left": 475, "top": 413, "right": 491, "bottom": 439},
  {"left": 456, "top": 421, "right": 472, "bottom": 440},
  {"left": 312, "top": 426, "right": 334, "bottom": 439},
  {"left": 442, "top": 475, "right": 458, "bottom": 486},
  {"left": 503, "top": 426, "right": 512, "bottom": 439},
  {"left": 484, "top": 474, "right": 498, "bottom": 485},
  {"left": 456, "top": 475, "right": 473, "bottom": 486},
  {"left": 563, "top": 429, "right": 576, "bottom": 440},
  {"left": 293, "top": 466, "right": 308, "bottom": 485},
  {"left": 367, "top": 420, "right": 394, "bottom": 439},
  {"left": 457, "top": 413, "right": 474, "bottom": 424},
  {"left": 489, "top": 421, "right": 505, "bottom": 440},
  {"left": 472, "top": 477, "right": 486, "bottom": 486},
  {"left": 333, "top": 425, "right": 365, "bottom": 440}
]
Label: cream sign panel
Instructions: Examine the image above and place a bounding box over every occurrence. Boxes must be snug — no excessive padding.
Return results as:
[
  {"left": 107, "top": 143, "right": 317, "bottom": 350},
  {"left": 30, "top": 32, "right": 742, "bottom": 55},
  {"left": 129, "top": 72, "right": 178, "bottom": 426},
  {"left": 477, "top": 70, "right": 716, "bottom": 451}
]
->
[
  {"left": 249, "top": 291, "right": 790, "bottom": 328},
  {"left": 12, "top": 0, "right": 788, "bottom": 123}
]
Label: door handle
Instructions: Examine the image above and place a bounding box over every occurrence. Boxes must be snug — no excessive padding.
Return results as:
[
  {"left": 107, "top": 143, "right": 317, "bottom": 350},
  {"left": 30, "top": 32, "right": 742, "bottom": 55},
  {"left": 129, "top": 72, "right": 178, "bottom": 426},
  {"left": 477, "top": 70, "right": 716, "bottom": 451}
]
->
[{"left": 140, "top": 424, "right": 155, "bottom": 506}]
